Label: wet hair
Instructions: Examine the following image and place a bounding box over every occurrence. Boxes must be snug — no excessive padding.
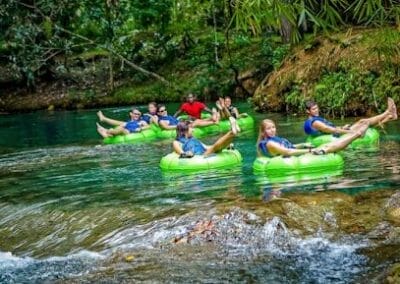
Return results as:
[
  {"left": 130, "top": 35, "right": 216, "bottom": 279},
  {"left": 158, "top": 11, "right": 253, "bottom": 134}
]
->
[
  {"left": 175, "top": 121, "right": 190, "bottom": 140},
  {"left": 305, "top": 100, "right": 317, "bottom": 110},
  {"left": 157, "top": 104, "right": 166, "bottom": 112},
  {"left": 256, "top": 119, "right": 275, "bottom": 156},
  {"left": 148, "top": 102, "right": 157, "bottom": 108},
  {"left": 130, "top": 107, "right": 141, "bottom": 114}
]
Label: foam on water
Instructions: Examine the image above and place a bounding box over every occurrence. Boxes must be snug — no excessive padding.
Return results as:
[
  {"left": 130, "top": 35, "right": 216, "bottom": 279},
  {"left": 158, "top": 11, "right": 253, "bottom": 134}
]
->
[
  {"left": 0, "top": 250, "right": 104, "bottom": 283},
  {"left": 83, "top": 209, "right": 369, "bottom": 283}
]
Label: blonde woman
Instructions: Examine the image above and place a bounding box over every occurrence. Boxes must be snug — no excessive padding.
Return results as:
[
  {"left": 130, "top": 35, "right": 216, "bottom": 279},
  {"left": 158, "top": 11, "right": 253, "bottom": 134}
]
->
[{"left": 257, "top": 119, "right": 369, "bottom": 157}]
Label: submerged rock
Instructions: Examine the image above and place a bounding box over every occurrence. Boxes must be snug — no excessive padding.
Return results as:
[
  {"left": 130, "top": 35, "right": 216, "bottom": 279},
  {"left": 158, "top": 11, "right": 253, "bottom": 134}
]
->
[
  {"left": 384, "top": 192, "right": 400, "bottom": 224},
  {"left": 386, "top": 263, "right": 400, "bottom": 284}
]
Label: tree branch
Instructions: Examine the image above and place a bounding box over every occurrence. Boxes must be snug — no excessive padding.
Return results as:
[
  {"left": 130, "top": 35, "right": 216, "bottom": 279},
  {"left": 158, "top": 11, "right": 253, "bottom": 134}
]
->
[{"left": 17, "top": 0, "right": 170, "bottom": 85}]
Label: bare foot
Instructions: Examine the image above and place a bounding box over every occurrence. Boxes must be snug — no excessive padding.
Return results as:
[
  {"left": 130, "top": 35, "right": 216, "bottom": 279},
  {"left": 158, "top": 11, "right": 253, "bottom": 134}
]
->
[
  {"left": 355, "top": 121, "right": 369, "bottom": 138},
  {"left": 388, "top": 97, "right": 398, "bottom": 120},
  {"left": 212, "top": 108, "right": 220, "bottom": 123},
  {"left": 96, "top": 123, "right": 110, "bottom": 138},
  {"left": 229, "top": 117, "right": 240, "bottom": 135},
  {"left": 97, "top": 111, "right": 105, "bottom": 122}
]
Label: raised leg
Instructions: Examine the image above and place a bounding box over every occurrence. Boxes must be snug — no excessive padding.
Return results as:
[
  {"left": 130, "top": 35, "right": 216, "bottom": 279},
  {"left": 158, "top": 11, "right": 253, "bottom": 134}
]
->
[
  {"left": 96, "top": 123, "right": 129, "bottom": 138},
  {"left": 97, "top": 111, "right": 125, "bottom": 127},
  {"left": 319, "top": 121, "right": 369, "bottom": 153},
  {"left": 204, "top": 117, "right": 240, "bottom": 156},
  {"left": 96, "top": 123, "right": 110, "bottom": 138},
  {"left": 350, "top": 97, "right": 397, "bottom": 130}
]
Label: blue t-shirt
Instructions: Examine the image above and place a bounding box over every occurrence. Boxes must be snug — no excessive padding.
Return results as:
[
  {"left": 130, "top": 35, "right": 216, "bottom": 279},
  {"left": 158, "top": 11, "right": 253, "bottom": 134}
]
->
[
  {"left": 159, "top": 115, "right": 179, "bottom": 126},
  {"left": 227, "top": 105, "right": 238, "bottom": 118},
  {"left": 258, "top": 136, "right": 295, "bottom": 157},
  {"left": 177, "top": 136, "right": 206, "bottom": 155},
  {"left": 304, "top": 116, "right": 336, "bottom": 136},
  {"left": 124, "top": 120, "right": 141, "bottom": 133},
  {"left": 141, "top": 113, "right": 156, "bottom": 124}
]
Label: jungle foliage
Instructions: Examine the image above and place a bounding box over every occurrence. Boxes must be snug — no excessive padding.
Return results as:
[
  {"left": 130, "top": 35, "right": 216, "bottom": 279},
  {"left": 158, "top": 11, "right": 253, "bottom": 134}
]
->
[
  {"left": 275, "top": 28, "right": 400, "bottom": 116},
  {"left": 0, "top": 0, "right": 399, "bottom": 111}
]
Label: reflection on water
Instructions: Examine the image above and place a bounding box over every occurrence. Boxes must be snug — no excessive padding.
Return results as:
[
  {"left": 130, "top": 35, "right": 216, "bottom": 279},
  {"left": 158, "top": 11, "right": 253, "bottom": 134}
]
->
[{"left": 0, "top": 104, "right": 399, "bottom": 282}]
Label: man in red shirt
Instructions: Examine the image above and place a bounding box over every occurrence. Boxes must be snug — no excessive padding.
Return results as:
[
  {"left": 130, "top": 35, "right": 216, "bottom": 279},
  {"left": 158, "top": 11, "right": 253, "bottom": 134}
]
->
[{"left": 174, "top": 93, "right": 219, "bottom": 127}]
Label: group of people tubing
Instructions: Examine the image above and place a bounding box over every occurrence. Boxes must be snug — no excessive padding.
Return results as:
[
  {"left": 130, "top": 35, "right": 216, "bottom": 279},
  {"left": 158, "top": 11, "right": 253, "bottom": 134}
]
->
[{"left": 96, "top": 94, "right": 398, "bottom": 160}]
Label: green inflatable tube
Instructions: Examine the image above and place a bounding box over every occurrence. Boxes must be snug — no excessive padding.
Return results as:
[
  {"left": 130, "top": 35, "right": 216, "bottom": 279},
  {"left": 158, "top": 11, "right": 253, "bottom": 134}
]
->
[
  {"left": 156, "top": 127, "right": 206, "bottom": 139},
  {"left": 178, "top": 113, "right": 212, "bottom": 120},
  {"left": 160, "top": 149, "right": 243, "bottom": 171},
  {"left": 306, "top": 128, "right": 379, "bottom": 149},
  {"left": 253, "top": 153, "right": 344, "bottom": 176},
  {"left": 103, "top": 125, "right": 159, "bottom": 144},
  {"left": 216, "top": 114, "right": 255, "bottom": 134},
  {"left": 156, "top": 114, "right": 255, "bottom": 139},
  {"left": 103, "top": 115, "right": 255, "bottom": 144},
  {"left": 190, "top": 114, "right": 255, "bottom": 136}
]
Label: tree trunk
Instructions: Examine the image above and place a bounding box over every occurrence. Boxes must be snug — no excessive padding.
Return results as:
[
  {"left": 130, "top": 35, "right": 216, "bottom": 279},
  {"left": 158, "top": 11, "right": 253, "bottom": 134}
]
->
[
  {"left": 280, "top": 16, "right": 292, "bottom": 43},
  {"left": 108, "top": 54, "right": 114, "bottom": 92}
]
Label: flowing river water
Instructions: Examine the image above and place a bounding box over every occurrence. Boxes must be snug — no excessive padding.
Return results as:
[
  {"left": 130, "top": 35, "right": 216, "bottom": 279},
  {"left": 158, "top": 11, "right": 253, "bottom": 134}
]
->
[{"left": 0, "top": 102, "right": 399, "bottom": 283}]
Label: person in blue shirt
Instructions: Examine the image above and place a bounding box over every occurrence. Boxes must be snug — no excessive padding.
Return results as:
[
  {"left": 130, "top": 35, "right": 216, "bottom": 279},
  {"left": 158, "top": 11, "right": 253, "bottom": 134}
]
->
[
  {"left": 173, "top": 117, "right": 240, "bottom": 158},
  {"left": 257, "top": 119, "right": 369, "bottom": 157},
  {"left": 157, "top": 104, "right": 180, "bottom": 130},
  {"left": 96, "top": 108, "right": 149, "bottom": 138},
  {"left": 141, "top": 102, "right": 159, "bottom": 125},
  {"left": 304, "top": 98, "right": 397, "bottom": 137}
]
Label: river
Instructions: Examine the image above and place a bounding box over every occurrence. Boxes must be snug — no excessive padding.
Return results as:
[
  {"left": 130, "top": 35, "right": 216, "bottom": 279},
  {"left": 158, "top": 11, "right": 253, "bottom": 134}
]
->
[{"left": 0, "top": 102, "right": 399, "bottom": 283}]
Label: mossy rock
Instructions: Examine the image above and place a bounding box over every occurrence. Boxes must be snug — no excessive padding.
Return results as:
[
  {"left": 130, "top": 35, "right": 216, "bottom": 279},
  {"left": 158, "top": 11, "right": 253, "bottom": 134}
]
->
[{"left": 386, "top": 263, "right": 400, "bottom": 284}]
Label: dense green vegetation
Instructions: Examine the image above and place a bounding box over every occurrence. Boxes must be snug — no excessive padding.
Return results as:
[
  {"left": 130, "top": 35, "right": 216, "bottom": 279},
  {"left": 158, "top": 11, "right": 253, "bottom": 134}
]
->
[
  {"left": 0, "top": 1, "right": 399, "bottom": 112},
  {"left": 255, "top": 28, "right": 400, "bottom": 116}
]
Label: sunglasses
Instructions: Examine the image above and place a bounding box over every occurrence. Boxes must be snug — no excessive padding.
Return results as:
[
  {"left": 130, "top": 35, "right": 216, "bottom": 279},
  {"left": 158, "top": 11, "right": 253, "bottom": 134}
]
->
[{"left": 158, "top": 109, "right": 166, "bottom": 112}]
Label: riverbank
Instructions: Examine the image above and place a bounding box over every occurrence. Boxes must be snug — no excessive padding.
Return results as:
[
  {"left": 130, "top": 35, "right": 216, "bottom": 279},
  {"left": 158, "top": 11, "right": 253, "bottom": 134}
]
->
[
  {"left": 253, "top": 28, "right": 400, "bottom": 116},
  {"left": 0, "top": 31, "right": 271, "bottom": 113},
  {"left": 1, "top": 28, "right": 398, "bottom": 115}
]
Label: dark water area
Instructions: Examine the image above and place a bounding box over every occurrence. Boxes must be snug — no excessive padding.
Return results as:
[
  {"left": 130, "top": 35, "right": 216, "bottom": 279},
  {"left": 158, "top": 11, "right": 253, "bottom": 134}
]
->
[{"left": 0, "top": 102, "right": 399, "bottom": 283}]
